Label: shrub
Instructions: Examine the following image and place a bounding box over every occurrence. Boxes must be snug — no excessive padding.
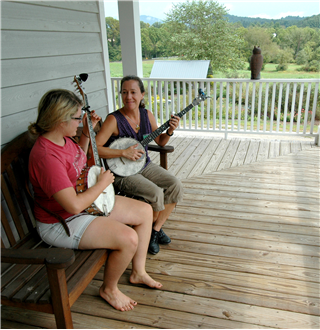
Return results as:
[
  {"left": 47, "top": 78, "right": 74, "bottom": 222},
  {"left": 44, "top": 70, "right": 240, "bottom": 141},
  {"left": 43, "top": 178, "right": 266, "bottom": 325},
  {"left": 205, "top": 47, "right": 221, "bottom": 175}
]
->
[{"left": 276, "top": 63, "right": 288, "bottom": 71}]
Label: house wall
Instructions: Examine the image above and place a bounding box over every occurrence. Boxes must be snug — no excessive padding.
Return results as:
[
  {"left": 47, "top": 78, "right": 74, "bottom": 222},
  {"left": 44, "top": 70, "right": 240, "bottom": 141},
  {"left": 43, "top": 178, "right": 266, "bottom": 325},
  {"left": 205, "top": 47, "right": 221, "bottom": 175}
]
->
[{"left": 1, "top": 0, "right": 112, "bottom": 147}]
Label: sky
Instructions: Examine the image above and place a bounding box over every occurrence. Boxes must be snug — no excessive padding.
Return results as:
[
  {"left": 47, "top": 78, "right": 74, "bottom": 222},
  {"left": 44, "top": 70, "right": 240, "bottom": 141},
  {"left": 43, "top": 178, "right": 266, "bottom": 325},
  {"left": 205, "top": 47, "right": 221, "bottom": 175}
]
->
[{"left": 104, "top": 0, "right": 319, "bottom": 20}]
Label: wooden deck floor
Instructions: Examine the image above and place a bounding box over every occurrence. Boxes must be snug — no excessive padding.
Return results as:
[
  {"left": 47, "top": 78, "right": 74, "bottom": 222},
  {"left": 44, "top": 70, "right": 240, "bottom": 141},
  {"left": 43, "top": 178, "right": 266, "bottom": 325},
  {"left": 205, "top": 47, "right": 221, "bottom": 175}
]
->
[{"left": 1, "top": 137, "right": 319, "bottom": 329}]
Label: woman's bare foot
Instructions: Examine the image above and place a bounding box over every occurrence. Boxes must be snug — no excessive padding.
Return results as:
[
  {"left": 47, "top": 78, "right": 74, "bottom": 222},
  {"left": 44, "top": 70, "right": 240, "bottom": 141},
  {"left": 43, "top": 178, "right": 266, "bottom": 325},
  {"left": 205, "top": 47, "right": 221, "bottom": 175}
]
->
[
  {"left": 99, "top": 285, "right": 137, "bottom": 312},
  {"left": 130, "top": 271, "right": 163, "bottom": 289}
]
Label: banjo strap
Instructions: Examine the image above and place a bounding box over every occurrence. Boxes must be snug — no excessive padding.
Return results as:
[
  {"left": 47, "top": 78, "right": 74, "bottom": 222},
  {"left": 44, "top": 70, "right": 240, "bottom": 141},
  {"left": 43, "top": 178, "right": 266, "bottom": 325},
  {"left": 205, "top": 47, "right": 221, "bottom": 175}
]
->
[{"left": 24, "top": 179, "right": 71, "bottom": 237}]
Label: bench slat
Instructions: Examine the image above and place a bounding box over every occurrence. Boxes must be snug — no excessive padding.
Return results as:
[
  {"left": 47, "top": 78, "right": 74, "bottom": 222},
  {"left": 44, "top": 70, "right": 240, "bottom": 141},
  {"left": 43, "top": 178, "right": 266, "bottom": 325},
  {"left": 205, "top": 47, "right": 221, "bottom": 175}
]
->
[
  {"left": 7, "top": 166, "right": 33, "bottom": 230},
  {"left": 1, "top": 174, "right": 26, "bottom": 239},
  {"left": 1, "top": 202, "right": 18, "bottom": 247}
]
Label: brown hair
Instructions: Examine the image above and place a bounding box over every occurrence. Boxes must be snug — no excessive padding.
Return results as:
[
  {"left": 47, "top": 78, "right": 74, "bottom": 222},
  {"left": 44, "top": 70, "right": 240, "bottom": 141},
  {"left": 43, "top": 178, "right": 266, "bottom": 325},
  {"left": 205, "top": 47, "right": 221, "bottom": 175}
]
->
[
  {"left": 120, "top": 75, "right": 145, "bottom": 108},
  {"left": 28, "top": 89, "right": 83, "bottom": 136}
]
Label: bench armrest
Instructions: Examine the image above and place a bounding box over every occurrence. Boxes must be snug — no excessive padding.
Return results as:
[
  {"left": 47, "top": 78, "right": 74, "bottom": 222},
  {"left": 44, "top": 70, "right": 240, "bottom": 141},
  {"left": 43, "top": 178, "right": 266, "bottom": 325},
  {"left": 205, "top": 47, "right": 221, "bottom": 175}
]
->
[
  {"left": 148, "top": 144, "right": 174, "bottom": 153},
  {"left": 1, "top": 248, "right": 75, "bottom": 269},
  {"left": 148, "top": 144, "right": 174, "bottom": 169}
]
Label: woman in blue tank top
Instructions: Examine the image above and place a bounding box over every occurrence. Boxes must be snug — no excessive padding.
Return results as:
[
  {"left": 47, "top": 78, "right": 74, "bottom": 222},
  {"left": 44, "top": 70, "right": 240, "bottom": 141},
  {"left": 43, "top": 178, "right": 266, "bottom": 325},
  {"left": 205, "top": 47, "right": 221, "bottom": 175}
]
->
[{"left": 96, "top": 75, "right": 183, "bottom": 255}]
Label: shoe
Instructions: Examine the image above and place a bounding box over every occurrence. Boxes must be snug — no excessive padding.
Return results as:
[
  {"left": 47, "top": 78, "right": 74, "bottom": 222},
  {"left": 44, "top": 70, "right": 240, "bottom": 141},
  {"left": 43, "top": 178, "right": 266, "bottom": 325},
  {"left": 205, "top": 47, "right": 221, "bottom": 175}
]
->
[
  {"left": 158, "top": 228, "right": 171, "bottom": 244},
  {"left": 148, "top": 229, "right": 160, "bottom": 255}
]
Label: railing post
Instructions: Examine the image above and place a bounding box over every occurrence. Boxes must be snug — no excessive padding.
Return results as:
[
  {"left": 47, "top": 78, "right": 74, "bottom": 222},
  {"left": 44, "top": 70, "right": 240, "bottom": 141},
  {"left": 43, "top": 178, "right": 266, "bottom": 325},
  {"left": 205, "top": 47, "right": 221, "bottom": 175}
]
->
[{"left": 316, "top": 126, "right": 320, "bottom": 146}]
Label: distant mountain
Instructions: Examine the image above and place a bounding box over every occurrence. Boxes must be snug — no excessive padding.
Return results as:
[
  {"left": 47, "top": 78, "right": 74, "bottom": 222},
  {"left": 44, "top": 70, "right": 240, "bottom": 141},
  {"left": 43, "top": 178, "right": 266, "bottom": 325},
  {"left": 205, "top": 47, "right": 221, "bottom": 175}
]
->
[
  {"left": 226, "top": 14, "right": 319, "bottom": 28},
  {"left": 139, "top": 13, "right": 319, "bottom": 29},
  {"left": 140, "top": 15, "right": 162, "bottom": 25}
]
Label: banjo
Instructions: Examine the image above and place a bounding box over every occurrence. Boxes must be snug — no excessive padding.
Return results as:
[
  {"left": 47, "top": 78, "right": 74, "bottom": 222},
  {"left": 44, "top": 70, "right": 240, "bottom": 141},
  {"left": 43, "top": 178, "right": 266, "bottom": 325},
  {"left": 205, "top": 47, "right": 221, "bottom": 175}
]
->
[
  {"left": 106, "top": 89, "right": 209, "bottom": 177},
  {"left": 74, "top": 73, "right": 115, "bottom": 216}
]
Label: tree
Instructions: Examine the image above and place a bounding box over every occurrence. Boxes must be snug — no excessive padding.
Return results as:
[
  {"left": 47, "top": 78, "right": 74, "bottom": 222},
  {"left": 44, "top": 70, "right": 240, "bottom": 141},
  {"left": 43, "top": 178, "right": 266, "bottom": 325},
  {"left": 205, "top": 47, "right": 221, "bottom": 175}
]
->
[
  {"left": 105, "top": 17, "right": 121, "bottom": 61},
  {"left": 165, "top": 0, "right": 245, "bottom": 72},
  {"left": 276, "top": 26, "right": 315, "bottom": 59},
  {"left": 242, "top": 27, "right": 281, "bottom": 63}
]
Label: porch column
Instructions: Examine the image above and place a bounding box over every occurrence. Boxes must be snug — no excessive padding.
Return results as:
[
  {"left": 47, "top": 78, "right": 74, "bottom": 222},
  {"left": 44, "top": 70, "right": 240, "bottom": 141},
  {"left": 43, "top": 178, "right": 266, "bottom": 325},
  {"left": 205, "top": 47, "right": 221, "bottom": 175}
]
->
[{"left": 118, "top": 0, "right": 143, "bottom": 77}]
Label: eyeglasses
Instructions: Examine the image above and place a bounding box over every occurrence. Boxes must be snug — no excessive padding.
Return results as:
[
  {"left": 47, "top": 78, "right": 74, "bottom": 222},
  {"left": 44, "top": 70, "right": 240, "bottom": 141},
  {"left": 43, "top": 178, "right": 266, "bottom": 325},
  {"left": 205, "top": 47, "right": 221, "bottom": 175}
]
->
[
  {"left": 70, "top": 110, "right": 84, "bottom": 122},
  {"left": 71, "top": 116, "right": 83, "bottom": 121}
]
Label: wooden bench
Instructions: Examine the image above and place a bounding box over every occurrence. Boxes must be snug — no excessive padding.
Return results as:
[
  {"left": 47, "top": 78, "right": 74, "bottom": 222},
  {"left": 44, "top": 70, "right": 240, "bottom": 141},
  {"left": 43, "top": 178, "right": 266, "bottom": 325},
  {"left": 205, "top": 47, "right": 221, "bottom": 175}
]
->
[{"left": 1, "top": 131, "right": 108, "bottom": 329}]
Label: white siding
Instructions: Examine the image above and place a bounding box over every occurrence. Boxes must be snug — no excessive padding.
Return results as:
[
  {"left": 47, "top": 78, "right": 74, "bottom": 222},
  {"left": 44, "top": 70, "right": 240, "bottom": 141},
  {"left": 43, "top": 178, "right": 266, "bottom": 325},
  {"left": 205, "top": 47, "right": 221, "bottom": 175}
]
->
[{"left": 1, "top": 0, "right": 111, "bottom": 146}]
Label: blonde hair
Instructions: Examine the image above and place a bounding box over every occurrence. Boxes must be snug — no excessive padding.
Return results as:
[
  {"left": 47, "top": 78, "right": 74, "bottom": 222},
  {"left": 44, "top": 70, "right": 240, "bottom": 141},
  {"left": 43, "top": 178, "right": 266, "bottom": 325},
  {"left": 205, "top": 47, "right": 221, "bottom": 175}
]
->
[{"left": 28, "top": 89, "right": 83, "bottom": 136}]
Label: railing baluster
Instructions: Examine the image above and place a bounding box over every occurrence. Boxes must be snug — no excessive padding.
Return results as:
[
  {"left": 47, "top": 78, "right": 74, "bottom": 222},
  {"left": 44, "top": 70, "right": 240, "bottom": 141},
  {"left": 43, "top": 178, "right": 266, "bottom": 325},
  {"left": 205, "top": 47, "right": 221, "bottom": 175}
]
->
[
  {"left": 206, "top": 81, "right": 210, "bottom": 130},
  {"left": 147, "top": 80, "right": 151, "bottom": 110},
  {"left": 170, "top": 80, "right": 174, "bottom": 115},
  {"left": 159, "top": 81, "right": 163, "bottom": 125},
  {"left": 276, "top": 82, "right": 283, "bottom": 132},
  {"left": 219, "top": 82, "right": 223, "bottom": 130},
  {"left": 117, "top": 79, "right": 121, "bottom": 109},
  {"left": 310, "top": 81, "right": 319, "bottom": 134},
  {"left": 200, "top": 81, "right": 205, "bottom": 130},
  {"left": 153, "top": 80, "right": 158, "bottom": 125},
  {"left": 194, "top": 80, "right": 198, "bottom": 129},
  {"left": 289, "top": 83, "right": 297, "bottom": 133},
  {"left": 244, "top": 82, "right": 249, "bottom": 132},
  {"left": 283, "top": 83, "right": 290, "bottom": 133},
  {"left": 270, "top": 83, "right": 276, "bottom": 132},
  {"left": 188, "top": 81, "right": 192, "bottom": 129},
  {"left": 231, "top": 82, "right": 236, "bottom": 131},
  {"left": 263, "top": 82, "right": 269, "bottom": 132},
  {"left": 251, "top": 82, "right": 256, "bottom": 132},
  {"left": 183, "top": 81, "right": 186, "bottom": 129},
  {"left": 226, "top": 82, "right": 230, "bottom": 133},
  {"left": 296, "top": 82, "right": 305, "bottom": 133},
  {"left": 176, "top": 81, "right": 180, "bottom": 127},
  {"left": 257, "top": 82, "right": 263, "bottom": 132},
  {"left": 164, "top": 81, "right": 169, "bottom": 121},
  {"left": 238, "top": 82, "right": 242, "bottom": 132},
  {"left": 213, "top": 81, "right": 217, "bottom": 130},
  {"left": 303, "top": 82, "right": 312, "bottom": 134}
]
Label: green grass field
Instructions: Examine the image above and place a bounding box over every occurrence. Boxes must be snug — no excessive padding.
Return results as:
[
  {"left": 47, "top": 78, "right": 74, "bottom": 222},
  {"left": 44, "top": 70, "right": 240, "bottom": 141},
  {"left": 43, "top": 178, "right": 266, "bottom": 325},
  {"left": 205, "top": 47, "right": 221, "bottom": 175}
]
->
[{"left": 109, "top": 61, "right": 319, "bottom": 79}]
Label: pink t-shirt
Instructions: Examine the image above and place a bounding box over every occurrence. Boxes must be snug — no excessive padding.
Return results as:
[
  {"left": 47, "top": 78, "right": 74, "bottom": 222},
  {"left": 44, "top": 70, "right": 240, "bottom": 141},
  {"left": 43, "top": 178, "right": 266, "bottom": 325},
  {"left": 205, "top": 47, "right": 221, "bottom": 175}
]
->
[{"left": 29, "top": 136, "right": 87, "bottom": 224}]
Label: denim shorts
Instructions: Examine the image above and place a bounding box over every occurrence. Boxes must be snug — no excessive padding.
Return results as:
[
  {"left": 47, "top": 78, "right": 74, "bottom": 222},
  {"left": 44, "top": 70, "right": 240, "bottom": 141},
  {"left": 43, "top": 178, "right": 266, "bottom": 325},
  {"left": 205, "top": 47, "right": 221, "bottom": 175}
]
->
[{"left": 36, "top": 213, "right": 98, "bottom": 249}]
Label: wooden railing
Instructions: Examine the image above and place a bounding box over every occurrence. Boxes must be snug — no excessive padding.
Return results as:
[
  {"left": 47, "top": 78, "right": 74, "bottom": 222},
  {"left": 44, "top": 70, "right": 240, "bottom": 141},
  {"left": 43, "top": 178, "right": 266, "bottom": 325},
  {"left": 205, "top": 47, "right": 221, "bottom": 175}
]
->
[{"left": 111, "top": 78, "right": 320, "bottom": 144}]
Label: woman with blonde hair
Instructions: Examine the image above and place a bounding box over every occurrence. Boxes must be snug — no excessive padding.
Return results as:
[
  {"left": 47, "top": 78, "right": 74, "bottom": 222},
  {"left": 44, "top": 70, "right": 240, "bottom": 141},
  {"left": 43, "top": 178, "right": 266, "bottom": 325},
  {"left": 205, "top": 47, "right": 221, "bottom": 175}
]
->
[{"left": 28, "top": 89, "right": 162, "bottom": 312}]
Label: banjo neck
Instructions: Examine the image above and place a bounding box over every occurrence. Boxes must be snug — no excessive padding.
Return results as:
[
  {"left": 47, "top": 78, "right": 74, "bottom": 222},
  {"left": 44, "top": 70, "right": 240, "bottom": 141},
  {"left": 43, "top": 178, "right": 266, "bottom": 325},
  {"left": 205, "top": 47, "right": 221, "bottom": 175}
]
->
[
  {"left": 73, "top": 74, "right": 101, "bottom": 167},
  {"left": 140, "top": 89, "right": 208, "bottom": 148}
]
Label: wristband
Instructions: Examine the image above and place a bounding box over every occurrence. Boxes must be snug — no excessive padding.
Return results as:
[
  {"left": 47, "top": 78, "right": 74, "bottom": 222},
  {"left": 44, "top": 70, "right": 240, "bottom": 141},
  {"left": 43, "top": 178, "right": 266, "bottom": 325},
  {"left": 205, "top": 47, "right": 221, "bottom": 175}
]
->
[
  {"left": 166, "top": 130, "right": 174, "bottom": 136},
  {"left": 82, "top": 131, "right": 89, "bottom": 138}
]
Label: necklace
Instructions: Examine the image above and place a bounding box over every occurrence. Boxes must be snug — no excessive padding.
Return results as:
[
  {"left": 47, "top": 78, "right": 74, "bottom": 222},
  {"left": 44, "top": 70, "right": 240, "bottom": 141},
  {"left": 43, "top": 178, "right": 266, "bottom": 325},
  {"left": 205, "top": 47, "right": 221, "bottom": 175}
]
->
[{"left": 125, "top": 113, "right": 140, "bottom": 131}]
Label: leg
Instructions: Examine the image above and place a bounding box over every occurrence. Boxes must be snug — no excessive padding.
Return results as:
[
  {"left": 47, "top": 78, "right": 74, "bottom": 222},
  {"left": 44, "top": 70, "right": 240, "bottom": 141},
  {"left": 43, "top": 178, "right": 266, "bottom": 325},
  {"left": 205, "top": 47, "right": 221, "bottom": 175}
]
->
[
  {"left": 153, "top": 202, "right": 176, "bottom": 231},
  {"left": 109, "top": 196, "right": 162, "bottom": 289},
  {"left": 79, "top": 216, "right": 138, "bottom": 311}
]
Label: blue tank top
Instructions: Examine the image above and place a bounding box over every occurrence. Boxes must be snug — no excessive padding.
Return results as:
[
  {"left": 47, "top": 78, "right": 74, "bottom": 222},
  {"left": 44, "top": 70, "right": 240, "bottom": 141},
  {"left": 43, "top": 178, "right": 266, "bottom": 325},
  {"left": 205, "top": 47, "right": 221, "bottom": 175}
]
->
[{"left": 104, "top": 107, "right": 152, "bottom": 166}]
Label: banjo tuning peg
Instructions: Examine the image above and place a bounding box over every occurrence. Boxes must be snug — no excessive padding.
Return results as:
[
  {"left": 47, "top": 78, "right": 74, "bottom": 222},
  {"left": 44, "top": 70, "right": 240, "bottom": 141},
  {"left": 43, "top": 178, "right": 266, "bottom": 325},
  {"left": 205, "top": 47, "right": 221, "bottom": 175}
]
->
[{"left": 79, "top": 73, "right": 88, "bottom": 82}]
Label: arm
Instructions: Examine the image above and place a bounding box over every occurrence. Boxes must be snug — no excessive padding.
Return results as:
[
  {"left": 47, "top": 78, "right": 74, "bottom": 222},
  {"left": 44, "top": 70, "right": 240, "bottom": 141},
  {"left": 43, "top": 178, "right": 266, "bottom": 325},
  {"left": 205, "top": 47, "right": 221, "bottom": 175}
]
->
[
  {"left": 148, "top": 111, "right": 180, "bottom": 147},
  {"left": 53, "top": 167, "right": 114, "bottom": 215}
]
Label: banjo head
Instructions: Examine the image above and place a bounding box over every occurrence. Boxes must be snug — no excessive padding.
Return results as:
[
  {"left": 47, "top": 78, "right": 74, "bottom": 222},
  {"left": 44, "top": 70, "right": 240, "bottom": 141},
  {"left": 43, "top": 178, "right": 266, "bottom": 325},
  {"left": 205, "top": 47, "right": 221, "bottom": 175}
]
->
[
  {"left": 87, "top": 166, "right": 115, "bottom": 215},
  {"left": 106, "top": 137, "right": 146, "bottom": 177}
]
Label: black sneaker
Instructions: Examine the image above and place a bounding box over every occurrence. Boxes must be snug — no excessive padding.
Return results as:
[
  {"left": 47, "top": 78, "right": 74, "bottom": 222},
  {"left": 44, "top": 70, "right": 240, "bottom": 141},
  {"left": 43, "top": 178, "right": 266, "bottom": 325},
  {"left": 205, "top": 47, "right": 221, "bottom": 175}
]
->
[
  {"left": 148, "top": 229, "right": 160, "bottom": 255},
  {"left": 158, "top": 228, "right": 171, "bottom": 244}
]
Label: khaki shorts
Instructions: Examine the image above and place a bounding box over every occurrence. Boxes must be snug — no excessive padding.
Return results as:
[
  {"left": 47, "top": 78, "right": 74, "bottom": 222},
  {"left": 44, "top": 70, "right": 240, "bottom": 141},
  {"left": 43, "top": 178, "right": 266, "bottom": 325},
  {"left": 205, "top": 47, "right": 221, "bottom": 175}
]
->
[{"left": 114, "top": 162, "right": 183, "bottom": 212}]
